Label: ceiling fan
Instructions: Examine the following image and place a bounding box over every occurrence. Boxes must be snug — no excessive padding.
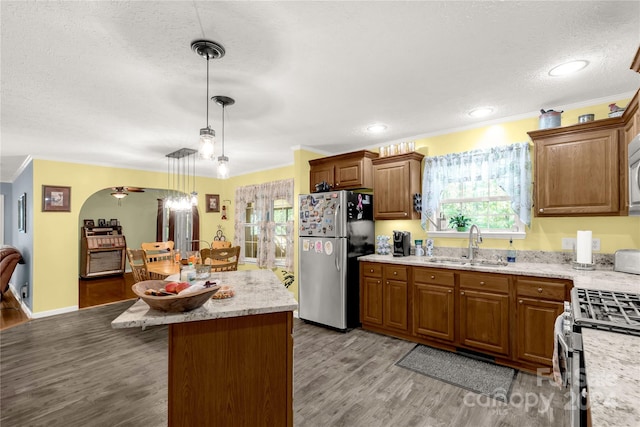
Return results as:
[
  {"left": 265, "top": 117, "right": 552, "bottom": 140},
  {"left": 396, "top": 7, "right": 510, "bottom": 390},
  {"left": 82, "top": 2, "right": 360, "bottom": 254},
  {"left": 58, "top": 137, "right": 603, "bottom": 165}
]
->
[{"left": 110, "top": 186, "right": 145, "bottom": 201}]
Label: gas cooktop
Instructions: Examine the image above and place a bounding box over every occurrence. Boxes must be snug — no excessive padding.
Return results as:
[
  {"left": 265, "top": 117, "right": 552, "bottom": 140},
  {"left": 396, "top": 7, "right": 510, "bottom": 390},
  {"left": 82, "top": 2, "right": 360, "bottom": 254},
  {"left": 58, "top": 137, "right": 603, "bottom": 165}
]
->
[{"left": 572, "top": 288, "right": 640, "bottom": 336}]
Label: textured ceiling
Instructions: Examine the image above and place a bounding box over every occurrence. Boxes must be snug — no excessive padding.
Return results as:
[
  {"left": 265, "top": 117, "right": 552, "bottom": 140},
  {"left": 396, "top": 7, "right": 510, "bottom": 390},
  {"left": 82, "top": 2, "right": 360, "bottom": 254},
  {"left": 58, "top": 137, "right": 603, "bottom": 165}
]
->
[{"left": 1, "top": 1, "right": 639, "bottom": 182}]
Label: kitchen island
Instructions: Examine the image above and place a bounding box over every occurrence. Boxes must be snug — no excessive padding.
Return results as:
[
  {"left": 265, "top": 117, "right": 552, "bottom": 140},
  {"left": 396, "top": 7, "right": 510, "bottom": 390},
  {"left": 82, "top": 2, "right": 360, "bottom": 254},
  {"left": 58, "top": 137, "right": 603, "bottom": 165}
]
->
[
  {"left": 112, "top": 269, "right": 298, "bottom": 427},
  {"left": 359, "top": 254, "right": 640, "bottom": 426}
]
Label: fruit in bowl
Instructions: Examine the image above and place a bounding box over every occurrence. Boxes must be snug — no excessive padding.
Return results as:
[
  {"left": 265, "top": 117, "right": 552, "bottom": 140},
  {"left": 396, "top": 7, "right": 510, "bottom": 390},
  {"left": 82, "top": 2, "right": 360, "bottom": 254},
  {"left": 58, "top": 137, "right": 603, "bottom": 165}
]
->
[{"left": 132, "top": 280, "right": 220, "bottom": 312}]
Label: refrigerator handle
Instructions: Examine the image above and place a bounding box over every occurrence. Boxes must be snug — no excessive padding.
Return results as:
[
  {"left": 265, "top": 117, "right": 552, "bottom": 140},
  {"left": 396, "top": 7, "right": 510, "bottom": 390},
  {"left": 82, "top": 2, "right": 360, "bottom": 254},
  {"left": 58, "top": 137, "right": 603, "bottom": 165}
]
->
[
  {"left": 335, "top": 236, "right": 340, "bottom": 271},
  {"left": 335, "top": 200, "right": 341, "bottom": 236}
]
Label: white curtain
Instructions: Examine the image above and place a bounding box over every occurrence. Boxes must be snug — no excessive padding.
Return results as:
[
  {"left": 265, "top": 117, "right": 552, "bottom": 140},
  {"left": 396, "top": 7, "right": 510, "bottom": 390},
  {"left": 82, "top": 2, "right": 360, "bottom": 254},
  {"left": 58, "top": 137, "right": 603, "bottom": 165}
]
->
[
  {"left": 421, "top": 142, "right": 533, "bottom": 227},
  {"left": 234, "top": 179, "right": 294, "bottom": 270}
]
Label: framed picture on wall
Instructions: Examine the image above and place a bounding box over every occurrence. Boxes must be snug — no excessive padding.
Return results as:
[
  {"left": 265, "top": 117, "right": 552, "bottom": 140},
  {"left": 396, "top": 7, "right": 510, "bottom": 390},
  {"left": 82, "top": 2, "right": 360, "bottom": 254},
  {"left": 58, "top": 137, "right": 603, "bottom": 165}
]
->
[
  {"left": 42, "top": 185, "right": 71, "bottom": 212},
  {"left": 206, "top": 194, "right": 220, "bottom": 213},
  {"left": 18, "top": 193, "right": 26, "bottom": 233}
]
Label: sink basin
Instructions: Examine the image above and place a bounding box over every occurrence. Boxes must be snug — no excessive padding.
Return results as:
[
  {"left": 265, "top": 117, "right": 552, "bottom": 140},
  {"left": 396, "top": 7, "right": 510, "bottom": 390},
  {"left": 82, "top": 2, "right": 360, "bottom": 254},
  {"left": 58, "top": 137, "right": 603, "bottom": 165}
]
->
[
  {"left": 421, "top": 257, "right": 508, "bottom": 267},
  {"left": 422, "top": 257, "right": 468, "bottom": 265},
  {"left": 469, "top": 259, "right": 509, "bottom": 267}
]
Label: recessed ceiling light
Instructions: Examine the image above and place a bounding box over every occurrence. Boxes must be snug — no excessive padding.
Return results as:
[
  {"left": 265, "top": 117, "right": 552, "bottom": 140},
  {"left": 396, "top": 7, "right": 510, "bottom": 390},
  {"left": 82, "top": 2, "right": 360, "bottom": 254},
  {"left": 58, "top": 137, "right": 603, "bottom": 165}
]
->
[
  {"left": 468, "top": 107, "right": 493, "bottom": 118},
  {"left": 366, "top": 123, "right": 387, "bottom": 133},
  {"left": 548, "top": 60, "right": 589, "bottom": 76}
]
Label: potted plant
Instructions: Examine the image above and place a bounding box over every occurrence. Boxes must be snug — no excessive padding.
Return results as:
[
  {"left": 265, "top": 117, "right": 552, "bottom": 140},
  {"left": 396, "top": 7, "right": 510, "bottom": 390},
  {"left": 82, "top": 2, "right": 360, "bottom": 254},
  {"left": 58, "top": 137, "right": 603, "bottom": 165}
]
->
[{"left": 449, "top": 213, "right": 472, "bottom": 231}]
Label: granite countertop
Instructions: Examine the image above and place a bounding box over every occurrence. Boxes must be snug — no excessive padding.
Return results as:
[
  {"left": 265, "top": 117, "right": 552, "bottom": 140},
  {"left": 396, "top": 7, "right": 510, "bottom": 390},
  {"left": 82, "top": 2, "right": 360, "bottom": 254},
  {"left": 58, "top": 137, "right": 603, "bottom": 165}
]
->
[
  {"left": 359, "top": 253, "right": 640, "bottom": 426},
  {"left": 358, "top": 254, "right": 640, "bottom": 293},
  {"left": 111, "top": 269, "right": 298, "bottom": 329}
]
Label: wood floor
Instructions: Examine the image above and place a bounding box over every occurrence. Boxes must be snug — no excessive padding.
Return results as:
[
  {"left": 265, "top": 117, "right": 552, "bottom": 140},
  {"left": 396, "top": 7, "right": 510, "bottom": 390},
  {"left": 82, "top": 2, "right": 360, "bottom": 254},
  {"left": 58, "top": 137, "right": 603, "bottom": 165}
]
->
[
  {"left": 0, "top": 274, "right": 136, "bottom": 331},
  {"left": 0, "top": 300, "right": 568, "bottom": 427}
]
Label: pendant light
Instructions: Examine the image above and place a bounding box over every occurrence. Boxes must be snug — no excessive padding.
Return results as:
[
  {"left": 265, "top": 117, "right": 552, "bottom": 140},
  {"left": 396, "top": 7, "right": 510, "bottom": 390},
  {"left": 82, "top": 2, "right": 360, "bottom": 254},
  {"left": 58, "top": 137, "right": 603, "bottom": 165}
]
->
[
  {"left": 212, "top": 96, "right": 234, "bottom": 179},
  {"left": 191, "top": 40, "right": 225, "bottom": 160},
  {"left": 165, "top": 148, "right": 198, "bottom": 211}
]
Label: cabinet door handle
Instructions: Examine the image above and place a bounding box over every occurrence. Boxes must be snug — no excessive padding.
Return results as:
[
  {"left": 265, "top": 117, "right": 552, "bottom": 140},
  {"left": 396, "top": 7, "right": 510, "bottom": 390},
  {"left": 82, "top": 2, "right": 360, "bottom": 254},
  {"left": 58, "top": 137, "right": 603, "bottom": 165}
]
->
[
  {"left": 370, "top": 269, "right": 374, "bottom": 273},
  {"left": 404, "top": 212, "right": 408, "bottom": 216},
  {"left": 386, "top": 281, "right": 389, "bottom": 285},
  {"left": 430, "top": 275, "right": 435, "bottom": 279},
  {"left": 461, "top": 291, "right": 465, "bottom": 295},
  {"left": 537, "top": 288, "right": 543, "bottom": 293},
  {"left": 448, "top": 289, "right": 452, "bottom": 293},
  {"left": 519, "top": 299, "right": 523, "bottom": 304},
  {"left": 377, "top": 280, "right": 381, "bottom": 284},
  {"left": 393, "top": 271, "right": 398, "bottom": 275},
  {"left": 479, "top": 281, "right": 485, "bottom": 285},
  {"left": 539, "top": 208, "right": 544, "bottom": 213}
]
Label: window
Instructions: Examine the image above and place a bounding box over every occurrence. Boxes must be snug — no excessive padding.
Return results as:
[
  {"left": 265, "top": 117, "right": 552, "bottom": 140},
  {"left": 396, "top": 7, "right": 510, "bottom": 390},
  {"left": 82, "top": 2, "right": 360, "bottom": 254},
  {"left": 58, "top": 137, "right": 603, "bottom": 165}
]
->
[
  {"left": 438, "top": 178, "right": 523, "bottom": 232},
  {"left": 422, "top": 142, "right": 532, "bottom": 235},
  {"left": 243, "top": 202, "right": 258, "bottom": 261},
  {"left": 243, "top": 199, "right": 293, "bottom": 264},
  {"left": 235, "top": 179, "right": 294, "bottom": 269},
  {"left": 273, "top": 199, "right": 294, "bottom": 261}
]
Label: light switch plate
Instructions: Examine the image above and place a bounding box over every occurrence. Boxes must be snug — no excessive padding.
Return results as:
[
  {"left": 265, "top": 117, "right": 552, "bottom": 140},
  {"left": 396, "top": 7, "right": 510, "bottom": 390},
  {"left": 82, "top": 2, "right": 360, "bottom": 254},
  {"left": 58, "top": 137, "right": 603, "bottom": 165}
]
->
[
  {"left": 592, "top": 238, "right": 600, "bottom": 251},
  {"left": 561, "top": 238, "right": 576, "bottom": 250}
]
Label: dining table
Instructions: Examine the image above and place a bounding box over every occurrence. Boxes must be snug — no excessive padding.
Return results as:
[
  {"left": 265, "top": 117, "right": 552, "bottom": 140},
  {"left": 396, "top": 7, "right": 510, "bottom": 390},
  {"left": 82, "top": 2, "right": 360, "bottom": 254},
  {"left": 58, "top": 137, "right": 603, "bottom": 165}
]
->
[
  {"left": 146, "top": 259, "right": 230, "bottom": 279},
  {"left": 145, "top": 259, "right": 180, "bottom": 279}
]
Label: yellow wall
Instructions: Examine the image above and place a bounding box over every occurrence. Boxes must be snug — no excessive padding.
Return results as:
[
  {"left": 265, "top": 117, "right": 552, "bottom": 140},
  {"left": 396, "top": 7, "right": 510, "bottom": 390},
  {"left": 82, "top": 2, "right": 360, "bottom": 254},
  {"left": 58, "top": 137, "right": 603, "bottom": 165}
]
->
[
  {"left": 373, "top": 98, "right": 640, "bottom": 253},
  {"left": 29, "top": 98, "right": 639, "bottom": 314}
]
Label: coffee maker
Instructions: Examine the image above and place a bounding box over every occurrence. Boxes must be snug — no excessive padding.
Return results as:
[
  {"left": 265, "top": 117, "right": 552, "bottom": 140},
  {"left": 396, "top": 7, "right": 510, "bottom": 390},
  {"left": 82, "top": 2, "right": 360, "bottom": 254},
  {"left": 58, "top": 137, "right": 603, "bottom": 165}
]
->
[{"left": 393, "top": 231, "right": 411, "bottom": 257}]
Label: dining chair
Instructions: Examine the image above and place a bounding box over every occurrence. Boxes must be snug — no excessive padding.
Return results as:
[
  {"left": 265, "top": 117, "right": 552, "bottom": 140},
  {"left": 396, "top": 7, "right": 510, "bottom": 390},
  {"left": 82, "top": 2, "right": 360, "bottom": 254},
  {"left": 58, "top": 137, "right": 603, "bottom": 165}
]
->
[
  {"left": 126, "top": 248, "right": 149, "bottom": 283},
  {"left": 141, "top": 241, "right": 175, "bottom": 263},
  {"left": 210, "top": 240, "right": 232, "bottom": 249},
  {"left": 201, "top": 246, "right": 240, "bottom": 272}
]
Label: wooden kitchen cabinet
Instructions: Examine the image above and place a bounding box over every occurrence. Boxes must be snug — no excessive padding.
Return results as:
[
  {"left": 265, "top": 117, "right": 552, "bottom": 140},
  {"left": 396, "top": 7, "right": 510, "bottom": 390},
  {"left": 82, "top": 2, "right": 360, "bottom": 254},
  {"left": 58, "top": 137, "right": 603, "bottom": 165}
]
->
[
  {"left": 459, "top": 272, "right": 510, "bottom": 356},
  {"left": 383, "top": 265, "right": 409, "bottom": 332},
  {"left": 309, "top": 150, "right": 378, "bottom": 191},
  {"left": 372, "top": 152, "right": 424, "bottom": 220},
  {"left": 413, "top": 267, "right": 456, "bottom": 343},
  {"left": 361, "top": 263, "right": 383, "bottom": 325},
  {"left": 515, "top": 276, "right": 571, "bottom": 367},
  {"left": 529, "top": 120, "right": 625, "bottom": 216},
  {"left": 360, "top": 262, "right": 409, "bottom": 333}
]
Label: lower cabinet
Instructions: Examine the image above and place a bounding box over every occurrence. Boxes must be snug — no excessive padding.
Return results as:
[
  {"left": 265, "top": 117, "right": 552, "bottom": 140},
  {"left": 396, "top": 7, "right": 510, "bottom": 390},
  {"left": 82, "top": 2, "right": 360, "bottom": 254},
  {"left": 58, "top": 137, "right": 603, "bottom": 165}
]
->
[
  {"left": 515, "top": 277, "right": 570, "bottom": 367},
  {"left": 413, "top": 268, "right": 455, "bottom": 342},
  {"left": 360, "top": 261, "right": 573, "bottom": 372},
  {"left": 360, "top": 262, "right": 408, "bottom": 333},
  {"left": 383, "top": 265, "right": 409, "bottom": 332},
  {"left": 459, "top": 272, "right": 510, "bottom": 356},
  {"left": 361, "top": 263, "right": 383, "bottom": 325}
]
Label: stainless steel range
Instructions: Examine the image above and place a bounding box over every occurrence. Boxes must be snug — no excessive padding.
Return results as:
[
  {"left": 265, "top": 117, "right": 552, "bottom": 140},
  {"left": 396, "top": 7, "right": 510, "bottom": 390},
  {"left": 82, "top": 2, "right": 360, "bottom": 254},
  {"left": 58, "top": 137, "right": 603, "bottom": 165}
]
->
[
  {"left": 572, "top": 288, "right": 640, "bottom": 336},
  {"left": 556, "top": 288, "right": 640, "bottom": 427}
]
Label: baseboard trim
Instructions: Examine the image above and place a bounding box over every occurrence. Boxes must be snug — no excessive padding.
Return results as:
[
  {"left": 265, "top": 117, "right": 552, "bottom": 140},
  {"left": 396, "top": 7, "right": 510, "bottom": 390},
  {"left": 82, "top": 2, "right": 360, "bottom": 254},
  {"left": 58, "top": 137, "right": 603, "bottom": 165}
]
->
[{"left": 31, "top": 305, "right": 78, "bottom": 319}]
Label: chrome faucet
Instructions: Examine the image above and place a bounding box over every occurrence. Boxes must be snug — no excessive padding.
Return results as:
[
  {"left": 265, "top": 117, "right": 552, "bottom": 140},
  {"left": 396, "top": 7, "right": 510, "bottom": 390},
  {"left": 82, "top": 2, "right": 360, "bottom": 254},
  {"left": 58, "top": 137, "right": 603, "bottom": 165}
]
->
[{"left": 468, "top": 224, "right": 482, "bottom": 262}]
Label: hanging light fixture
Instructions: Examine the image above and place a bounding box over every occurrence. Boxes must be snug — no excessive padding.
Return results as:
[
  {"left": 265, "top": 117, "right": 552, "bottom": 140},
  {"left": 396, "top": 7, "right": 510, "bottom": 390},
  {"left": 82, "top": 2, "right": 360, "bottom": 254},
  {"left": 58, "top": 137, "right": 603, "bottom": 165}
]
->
[
  {"left": 111, "top": 187, "right": 129, "bottom": 199},
  {"left": 164, "top": 148, "right": 198, "bottom": 211},
  {"left": 212, "top": 95, "right": 234, "bottom": 179},
  {"left": 191, "top": 40, "right": 225, "bottom": 160}
]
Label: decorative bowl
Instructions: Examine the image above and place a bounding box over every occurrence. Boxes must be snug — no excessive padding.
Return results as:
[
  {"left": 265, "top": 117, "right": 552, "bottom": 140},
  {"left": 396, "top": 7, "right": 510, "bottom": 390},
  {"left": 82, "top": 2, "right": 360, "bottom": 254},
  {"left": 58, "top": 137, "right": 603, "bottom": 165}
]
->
[{"left": 132, "top": 280, "right": 220, "bottom": 312}]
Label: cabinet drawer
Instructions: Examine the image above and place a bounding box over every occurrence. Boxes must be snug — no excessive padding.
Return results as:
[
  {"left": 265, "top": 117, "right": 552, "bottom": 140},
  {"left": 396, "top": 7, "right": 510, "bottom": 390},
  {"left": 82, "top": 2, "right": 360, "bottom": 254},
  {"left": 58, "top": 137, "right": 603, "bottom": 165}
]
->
[
  {"left": 516, "top": 278, "right": 567, "bottom": 302},
  {"left": 460, "top": 273, "right": 509, "bottom": 294},
  {"left": 384, "top": 265, "right": 408, "bottom": 281},
  {"left": 413, "top": 267, "right": 455, "bottom": 286},
  {"left": 362, "top": 263, "right": 382, "bottom": 278}
]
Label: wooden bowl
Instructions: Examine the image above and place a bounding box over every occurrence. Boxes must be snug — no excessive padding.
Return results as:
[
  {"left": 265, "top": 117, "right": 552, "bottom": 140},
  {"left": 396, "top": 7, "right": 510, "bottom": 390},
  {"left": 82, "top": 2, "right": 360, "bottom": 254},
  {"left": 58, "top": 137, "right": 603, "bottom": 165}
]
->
[{"left": 132, "top": 280, "right": 220, "bottom": 312}]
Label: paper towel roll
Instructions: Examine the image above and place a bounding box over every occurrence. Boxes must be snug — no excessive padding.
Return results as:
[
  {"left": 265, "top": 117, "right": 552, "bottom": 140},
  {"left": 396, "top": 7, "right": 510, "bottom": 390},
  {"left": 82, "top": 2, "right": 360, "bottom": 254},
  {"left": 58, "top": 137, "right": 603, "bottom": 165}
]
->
[{"left": 576, "top": 230, "right": 592, "bottom": 264}]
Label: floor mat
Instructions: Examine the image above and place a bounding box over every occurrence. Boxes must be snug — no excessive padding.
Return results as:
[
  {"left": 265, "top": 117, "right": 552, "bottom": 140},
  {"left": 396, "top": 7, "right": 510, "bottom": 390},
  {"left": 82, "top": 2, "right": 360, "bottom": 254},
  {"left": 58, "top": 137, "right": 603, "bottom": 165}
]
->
[{"left": 396, "top": 344, "right": 516, "bottom": 402}]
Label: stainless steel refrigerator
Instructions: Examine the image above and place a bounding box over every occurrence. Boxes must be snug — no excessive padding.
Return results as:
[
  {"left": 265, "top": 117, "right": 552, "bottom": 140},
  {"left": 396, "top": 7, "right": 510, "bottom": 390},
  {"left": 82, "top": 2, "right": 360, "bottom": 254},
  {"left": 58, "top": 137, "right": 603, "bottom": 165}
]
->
[{"left": 298, "top": 190, "right": 375, "bottom": 331}]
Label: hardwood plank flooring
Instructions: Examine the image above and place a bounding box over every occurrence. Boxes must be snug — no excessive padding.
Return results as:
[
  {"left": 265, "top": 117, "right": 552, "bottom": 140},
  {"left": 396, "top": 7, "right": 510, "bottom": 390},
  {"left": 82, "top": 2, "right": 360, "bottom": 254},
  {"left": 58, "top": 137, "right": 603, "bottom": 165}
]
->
[
  {"left": 0, "top": 301, "right": 568, "bottom": 427},
  {"left": 78, "top": 273, "right": 137, "bottom": 308},
  {"left": 0, "top": 290, "right": 29, "bottom": 331}
]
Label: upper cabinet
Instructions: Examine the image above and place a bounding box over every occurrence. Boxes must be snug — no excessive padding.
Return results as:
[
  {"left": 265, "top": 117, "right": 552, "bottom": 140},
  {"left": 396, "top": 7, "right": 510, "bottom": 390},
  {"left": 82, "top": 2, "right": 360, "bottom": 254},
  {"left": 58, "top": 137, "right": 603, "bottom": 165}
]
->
[
  {"left": 529, "top": 121, "right": 625, "bottom": 216},
  {"left": 309, "top": 150, "right": 378, "bottom": 191},
  {"left": 372, "top": 152, "right": 424, "bottom": 220}
]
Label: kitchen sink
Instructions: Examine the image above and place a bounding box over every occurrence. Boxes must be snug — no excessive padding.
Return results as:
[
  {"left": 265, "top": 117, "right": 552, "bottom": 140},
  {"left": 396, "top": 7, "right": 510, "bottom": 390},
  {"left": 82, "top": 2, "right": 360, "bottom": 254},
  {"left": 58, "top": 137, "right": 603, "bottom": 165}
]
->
[{"left": 421, "top": 257, "right": 508, "bottom": 267}]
